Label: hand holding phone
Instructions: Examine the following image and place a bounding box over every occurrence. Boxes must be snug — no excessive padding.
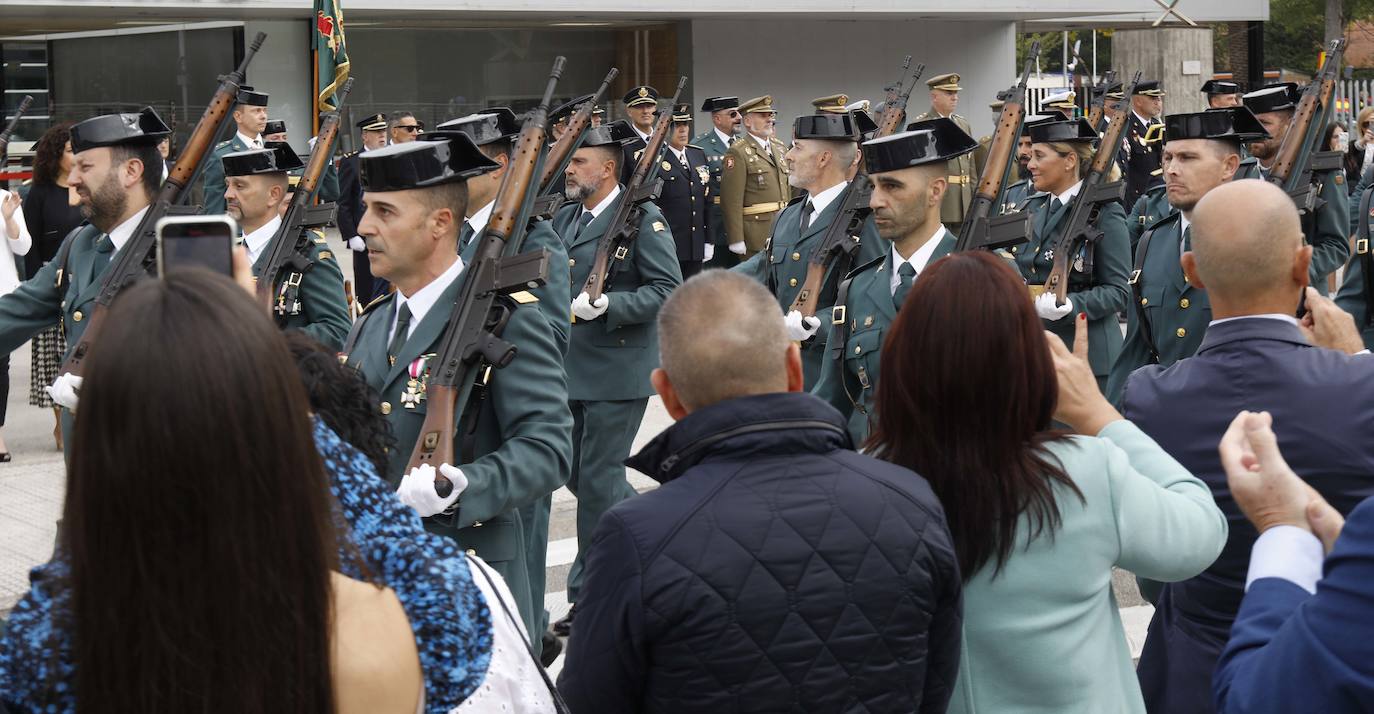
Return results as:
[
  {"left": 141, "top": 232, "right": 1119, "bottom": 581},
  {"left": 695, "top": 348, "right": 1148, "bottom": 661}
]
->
[{"left": 156, "top": 215, "right": 237, "bottom": 277}]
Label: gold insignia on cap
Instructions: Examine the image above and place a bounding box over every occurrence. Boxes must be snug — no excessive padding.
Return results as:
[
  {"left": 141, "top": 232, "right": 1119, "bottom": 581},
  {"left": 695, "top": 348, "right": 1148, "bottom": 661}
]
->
[
  {"left": 927, "top": 73, "right": 962, "bottom": 92},
  {"left": 811, "top": 94, "right": 850, "bottom": 114},
  {"left": 739, "top": 95, "right": 776, "bottom": 114},
  {"left": 638, "top": 87, "right": 649, "bottom": 99}
]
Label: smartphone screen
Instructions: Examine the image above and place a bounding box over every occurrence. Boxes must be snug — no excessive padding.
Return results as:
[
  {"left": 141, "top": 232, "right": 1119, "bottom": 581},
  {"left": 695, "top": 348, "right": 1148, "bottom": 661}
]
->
[{"left": 156, "top": 217, "right": 236, "bottom": 276}]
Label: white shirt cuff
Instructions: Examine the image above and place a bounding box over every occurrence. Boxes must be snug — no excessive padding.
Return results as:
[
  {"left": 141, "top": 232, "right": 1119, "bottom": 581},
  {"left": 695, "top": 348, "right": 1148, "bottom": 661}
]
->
[
  {"left": 1356, "top": 349, "right": 1370, "bottom": 356},
  {"left": 1246, "top": 525, "right": 1325, "bottom": 595}
]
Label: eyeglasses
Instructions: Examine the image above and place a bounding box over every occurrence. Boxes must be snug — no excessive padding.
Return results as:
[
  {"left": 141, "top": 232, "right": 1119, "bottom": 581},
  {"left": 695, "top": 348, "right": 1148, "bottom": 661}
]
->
[{"left": 396, "top": 125, "right": 421, "bottom": 133}]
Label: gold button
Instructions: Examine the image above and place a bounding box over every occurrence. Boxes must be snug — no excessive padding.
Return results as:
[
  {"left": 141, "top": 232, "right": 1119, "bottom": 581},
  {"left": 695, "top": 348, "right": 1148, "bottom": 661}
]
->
[
  {"left": 1140, "top": 297, "right": 1149, "bottom": 306},
  {"left": 568, "top": 258, "right": 576, "bottom": 267},
  {"left": 788, "top": 278, "right": 797, "bottom": 287},
  {"left": 1176, "top": 327, "right": 1187, "bottom": 338},
  {"left": 380, "top": 401, "right": 392, "bottom": 415},
  {"left": 72, "top": 310, "right": 83, "bottom": 322},
  {"left": 792, "top": 252, "right": 801, "bottom": 261},
  {"left": 854, "top": 345, "right": 862, "bottom": 354},
  {"left": 1179, "top": 298, "right": 1190, "bottom": 309}
]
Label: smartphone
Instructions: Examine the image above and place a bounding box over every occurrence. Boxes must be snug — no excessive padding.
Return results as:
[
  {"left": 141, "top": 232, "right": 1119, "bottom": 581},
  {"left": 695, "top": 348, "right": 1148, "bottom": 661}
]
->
[{"left": 155, "top": 215, "right": 237, "bottom": 277}]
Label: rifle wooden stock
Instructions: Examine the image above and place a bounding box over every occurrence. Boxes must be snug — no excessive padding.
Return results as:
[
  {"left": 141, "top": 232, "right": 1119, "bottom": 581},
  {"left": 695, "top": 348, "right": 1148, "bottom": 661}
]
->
[
  {"left": 875, "top": 59, "right": 924, "bottom": 139},
  {"left": 0, "top": 95, "right": 34, "bottom": 158},
  {"left": 408, "top": 57, "right": 566, "bottom": 493},
  {"left": 59, "top": 32, "right": 267, "bottom": 380},
  {"left": 1270, "top": 39, "right": 1344, "bottom": 193},
  {"left": 1084, "top": 70, "right": 1116, "bottom": 132},
  {"left": 787, "top": 176, "right": 874, "bottom": 318},
  {"left": 582, "top": 75, "right": 687, "bottom": 302},
  {"left": 539, "top": 67, "right": 619, "bottom": 195}
]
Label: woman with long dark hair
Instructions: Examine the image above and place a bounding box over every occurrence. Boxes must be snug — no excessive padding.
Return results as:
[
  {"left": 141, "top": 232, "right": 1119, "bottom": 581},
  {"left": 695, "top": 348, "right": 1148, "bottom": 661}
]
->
[
  {"left": 21, "top": 121, "right": 83, "bottom": 450},
  {"left": 867, "top": 251, "right": 1227, "bottom": 714}
]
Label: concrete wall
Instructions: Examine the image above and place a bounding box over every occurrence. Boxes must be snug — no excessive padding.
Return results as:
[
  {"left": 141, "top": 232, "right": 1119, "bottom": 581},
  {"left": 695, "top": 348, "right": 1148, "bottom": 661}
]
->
[
  {"left": 1113, "top": 27, "right": 1214, "bottom": 116},
  {"left": 691, "top": 19, "right": 1017, "bottom": 139},
  {"left": 242, "top": 19, "right": 312, "bottom": 155}
]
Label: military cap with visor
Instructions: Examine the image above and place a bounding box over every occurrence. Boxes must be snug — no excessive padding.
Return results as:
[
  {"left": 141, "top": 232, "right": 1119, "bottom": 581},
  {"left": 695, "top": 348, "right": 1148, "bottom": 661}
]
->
[
  {"left": 926, "top": 73, "right": 962, "bottom": 92},
  {"left": 1243, "top": 83, "right": 1301, "bottom": 115},
  {"left": 700, "top": 96, "right": 740, "bottom": 113},
  {"left": 358, "top": 135, "right": 499, "bottom": 192},
  {"left": 69, "top": 107, "right": 171, "bottom": 153},
  {"left": 356, "top": 112, "right": 388, "bottom": 131},
  {"left": 864, "top": 117, "right": 977, "bottom": 174},
  {"left": 1200, "top": 79, "right": 1242, "bottom": 97},
  {"left": 1042, "top": 89, "right": 1077, "bottom": 109},
  {"left": 1132, "top": 81, "right": 1166, "bottom": 97},
  {"left": 579, "top": 121, "right": 635, "bottom": 149},
  {"left": 1164, "top": 107, "right": 1269, "bottom": 143},
  {"left": 236, "top": 85, "right": 270, "bottom": 107},
  {"left": 1028, "top": 118, "right": 1098, "bottom": 144},
  {"left": 432, "top": 108, "right": 520, "bottom": 145},
  {"left": 669, "top": 103, "right": 692, "bottom": 123},
  {"left": 550, "top": 94, "right": 594, "bottom": 124},
  {"left": 738, "top": 96, "right": 777, "bottom": 114},
  {"left": 623, "top": 86, "right": 659, "bottom": 108},
  {"left": 221, "top": 141, "right": 304, "bottom": 177},
  {"left": 1093, "top": 81, "right": 1125, "bottom": 101}
]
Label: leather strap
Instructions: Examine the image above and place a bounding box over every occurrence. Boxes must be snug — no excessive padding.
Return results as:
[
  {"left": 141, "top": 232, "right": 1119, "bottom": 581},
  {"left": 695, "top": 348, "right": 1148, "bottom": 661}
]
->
[{"left": 1129, "top": 222, "right": 1163, "bottom": 364}]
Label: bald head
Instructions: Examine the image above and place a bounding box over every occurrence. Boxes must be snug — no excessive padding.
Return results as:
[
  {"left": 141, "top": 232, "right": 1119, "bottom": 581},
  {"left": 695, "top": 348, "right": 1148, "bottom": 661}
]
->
[
  {"left": 1188, "top": 179, "right": 1310, "bottom": 312},
  {"left": 656, "top": 271, "right": 792, "bottom": 412}
]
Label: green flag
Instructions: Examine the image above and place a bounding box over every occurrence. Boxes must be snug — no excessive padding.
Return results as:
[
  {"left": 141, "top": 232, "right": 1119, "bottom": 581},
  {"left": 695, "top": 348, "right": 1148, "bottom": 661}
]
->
[{"left": 314, "top": 0, "right": 349, "bottom": 112}]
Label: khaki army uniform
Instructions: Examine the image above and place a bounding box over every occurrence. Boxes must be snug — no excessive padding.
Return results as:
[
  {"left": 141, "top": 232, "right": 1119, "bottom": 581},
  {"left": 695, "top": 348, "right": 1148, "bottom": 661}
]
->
[{"left": 719, "top": 96, "right": 790, "bottom": 259}]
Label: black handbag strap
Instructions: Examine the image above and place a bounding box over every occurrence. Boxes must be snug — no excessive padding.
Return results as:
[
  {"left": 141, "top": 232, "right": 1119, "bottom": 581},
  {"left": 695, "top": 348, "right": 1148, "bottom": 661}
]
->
[{"left": 467, "top": 554, "right": 570, "bottom": 714}]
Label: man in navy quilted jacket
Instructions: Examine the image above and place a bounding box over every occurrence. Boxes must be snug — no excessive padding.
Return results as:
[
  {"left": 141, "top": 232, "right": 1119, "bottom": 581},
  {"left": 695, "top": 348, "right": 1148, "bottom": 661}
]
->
[{"left": 557, "top": 269, "right": 962, "bottom": 713}]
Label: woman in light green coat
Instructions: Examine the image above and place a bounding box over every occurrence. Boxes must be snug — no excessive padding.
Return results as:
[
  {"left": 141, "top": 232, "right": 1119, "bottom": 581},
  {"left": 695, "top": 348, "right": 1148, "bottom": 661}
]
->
[{"left": 866, "top": 251, "right": 1227, "bottom": 714}]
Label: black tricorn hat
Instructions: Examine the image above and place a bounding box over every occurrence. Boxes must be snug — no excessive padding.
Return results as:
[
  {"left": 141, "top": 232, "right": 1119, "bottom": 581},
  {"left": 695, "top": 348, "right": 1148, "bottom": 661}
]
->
[
  {"left": 1166, "top": 107, "right": 1270, "bottom": 143},
  {"left": 795, "top": 113, "right": 862, "bottom": 142},
  {"left": 236, "top": 85, "right": 269, "bottom": 106},
  {"left": 1020, "top": 114, "right": 1058, "bottom": 137},
  {"left": 580, "top": 121, "right": 634, "bottom": 149},
  {"left": 263, "top": 119, "right": 286, "bottom": 136},
  {"left": 700, "top": 96, "right": 739, "bottom": 113},
  {"left": 358, "top": 135, "right": 499, "bottom": 192},
  {"left": 1201, "top": 79, "right": 1242, "bottom": 96},
  {"left": 70, "top": 107, "right": 171, "bottom": 153},
  {"left": 1092, "top": 81, "right": 1125, "bottom": 100},
  {"left": 221, "top": 141, "right": 304, "bottom": 177},
  {"left": 864, "top": 118, "right": 977, "bottom": 174},
  {"left": 853, "top": 108, "right": 879, "bottom": 137},
  {"left": 550, "top": 94, "right": 594, "bottom": 124},
  {"left": 1243, "top": 83, "right": 1301, "bottom": 115},
  {"left": 433, "top": 108, "right": 520, "bottom": 145},
  {"left": 1028, "top": 118, "right": 1097, "bottom": 144}
]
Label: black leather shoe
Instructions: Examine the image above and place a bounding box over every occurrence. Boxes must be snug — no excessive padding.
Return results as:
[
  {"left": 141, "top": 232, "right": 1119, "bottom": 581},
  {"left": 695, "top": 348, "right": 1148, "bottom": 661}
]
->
[
  {"left": 552, "top": 603, "right": 577, "bottom": 637},
  {"left": 540, "top": 628, "right": 563, "bottom": 667}
]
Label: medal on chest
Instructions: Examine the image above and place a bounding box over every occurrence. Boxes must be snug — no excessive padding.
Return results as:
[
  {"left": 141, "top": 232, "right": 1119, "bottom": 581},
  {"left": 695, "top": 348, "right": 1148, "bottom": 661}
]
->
[{"left": 401, "top": 354, "right": 434, "bottom": 409}]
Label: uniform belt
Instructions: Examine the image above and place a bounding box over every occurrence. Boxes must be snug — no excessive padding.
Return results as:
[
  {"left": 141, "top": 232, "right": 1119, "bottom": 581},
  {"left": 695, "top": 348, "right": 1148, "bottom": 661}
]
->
[
  {"left": 947, "top": 175, "right": 970, "bottom": 185},
  {"left": 742, "top": 201, "right": 786, "bottom": 215}
]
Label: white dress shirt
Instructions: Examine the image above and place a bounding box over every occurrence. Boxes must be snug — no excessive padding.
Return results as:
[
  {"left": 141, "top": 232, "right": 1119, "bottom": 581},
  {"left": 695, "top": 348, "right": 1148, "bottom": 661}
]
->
[
  {"left": 667, "top": 145, "right": 689, "bottom": 167},
  {"left": 467, "top": 200, "right": 496, "bottom": 234},
  {"left": 806, "top": 181, "right": 847, "bottom": 218},
  {"left": 1209, "top": 314, "right": 1301, "bottom": 329},
  {"left": 715, "top": 128, "right": 734, "bottom": 147},
  {"left": 580, "top": 184, "right": 622, "bottom": 223},
  {"left": 1053, "top": 180, "right": 1084, "bottom": 206},
  {"left": 237, "top": 131, "right": 263, "bottom": 149},
  {"left": 0, "top": 189, "right": 32, "bottom": 295},
  {"left": 391, "top": 255, "right": 466, "bottom": 343},
  {"left": 890, "top": 225, "right": 949, "bottom": 295},
  {"left": 634, "top": 126, "right": 651, "bottom": 142},
  {"left": 1180, "top": 214, "right": 1192, "bottom": 253},
  {"left": 107, "top": 206, "right": 150, "bottom": 253},
  {"left": 1246, "top": 525, "right": 1325, "bottom": 595},
  {"left": 241, "top": 215, "right": 283, "bottom": 265},
  {"left": 750, "top": 132, "right": 771, "bottom": 154}
]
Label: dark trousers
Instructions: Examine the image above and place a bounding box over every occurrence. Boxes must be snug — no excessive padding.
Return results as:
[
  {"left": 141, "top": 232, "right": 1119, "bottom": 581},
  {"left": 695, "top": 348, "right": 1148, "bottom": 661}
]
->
[
  {"left": 565, "top": 397, "right": 648, "bottom": 602},
  {"left": 0, "top": 354, "right": 10, "bottom": 427},
  {"left": 679, "top": 260, "right": 703, "bottom": 280}
]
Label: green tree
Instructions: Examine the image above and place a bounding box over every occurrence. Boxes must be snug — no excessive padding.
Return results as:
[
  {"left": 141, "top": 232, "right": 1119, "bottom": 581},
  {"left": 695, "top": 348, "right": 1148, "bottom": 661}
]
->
[
  {"left": 1266, "top": 0, "right": 1374, "bottom": 73},
  {"left": 1016, "top": 30, "right": 1113, "bottom": 82}
]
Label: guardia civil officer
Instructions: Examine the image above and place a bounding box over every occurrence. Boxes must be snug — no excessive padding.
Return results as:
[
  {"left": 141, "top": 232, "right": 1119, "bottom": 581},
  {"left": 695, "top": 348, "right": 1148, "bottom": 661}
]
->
[
  {"left": 1106, "top": 107, "right": 1269, "bottom": 404},
  {"left": 812, "top": 118, "right": 977, "bottom": 442},
  {"left": 911, "top": 73, "right": 977, "bottom": 233},
  {"left": 1123, "top": 80, "right": 1165, "bottom": 207},
  {"left": 1241, "top": 82, "right": 1351, "bottom": 285},
  {"left": 694, "top": 96, "right": 741, "bottom": 268},
  {"left": 201, "top": 86, "right": 268, "bottom": 215},
  {"left": 551, "top": 125, "right": 682, "bottom": 636},
  {"left": 339, "top": 112, "right": 391, "bottom": 304},
  {"left": 1015, "top": 118, "right": 1130, "bottom": 388},
  {"left": 1001, "top": 115, "right": 1057, "bottom": 215},
  {"left": 719, "top": 95, "right": 790, "bottom": 260},
  {"left": 1202, "top": 79, "right": 1243, "bottom": 109},
  {"left": 343, "top": 136, "right": 573, "bottom": 642},
  {"left": 735, "top": 97, "right": 884, "bottom": 389},
  {"left": 655, "top": 103, "right": 713, "bottom": 279},
  {"left": 221, "top": 142, "right": 351, "bottom": 351}
]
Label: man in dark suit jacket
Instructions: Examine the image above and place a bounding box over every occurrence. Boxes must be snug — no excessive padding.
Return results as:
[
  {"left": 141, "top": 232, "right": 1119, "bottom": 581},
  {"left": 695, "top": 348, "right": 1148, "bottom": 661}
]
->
[
  {"left": 1123, "top": 179, "right": 1374, "bottom": 714},
  {"left": 1124, "top": 80, "right": 1165, "bottom": 208},
  {"left": 654, "top": 104, "right": 713, "bottom": 279},
  {"left": 338, "top": 112, "right": 390, "bottom": 305},
  {"left": 1210, "top": 410, "right": 1374, "bottom": 714}
]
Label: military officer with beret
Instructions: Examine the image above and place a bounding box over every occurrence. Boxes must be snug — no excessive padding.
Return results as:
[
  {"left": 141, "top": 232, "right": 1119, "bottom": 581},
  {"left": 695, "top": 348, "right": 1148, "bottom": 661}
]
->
[
  {"left": 654, "top": 103, "right": 713, "bottom": 279},
  {"left": 812, "top": 118, "right": 978, "bottom": 442},
  {"left": 1123, "top": 80, "right": 1166, "bottom": 207},
  {"left": 1241, "top": 82, "right": 1350, "bottom": 285},
  {"left": 911, "top": 73, "right": 977, "bottom": 233},
  {"left": 219, "top": 141, "right": 351, "bottom": 351},
  {"left": 550, "top": 125, "right": 681, "bottom": 636},
  {"left": 1202, "top": 79, "right": 1243, "bottom": 109},
  {"left": 201, "top": 86, "right": 268, "bottom": 215},
  {"left": 339, "top": 112, "right": 391, "bottom": 305},
  {"left": 620, "top": 85, "right": 659, "bottom": 183},
  {"left": 342, "top": 135, "right": 573, "bottom": 643},
  {"left": 694, "top": 96, "right": 741, "bottom": 268},
  {"left": 719, "top": 95, "right": 790, "bottom": 260},
  {"left": 0, "top": 107, "right": 170, "bottom": 443},
  {"left": 735, "top": 97, "right": 883, "bottom": 388},
  {"left": 1106, "top": 107, "right": 1268, "bottom": 404}
]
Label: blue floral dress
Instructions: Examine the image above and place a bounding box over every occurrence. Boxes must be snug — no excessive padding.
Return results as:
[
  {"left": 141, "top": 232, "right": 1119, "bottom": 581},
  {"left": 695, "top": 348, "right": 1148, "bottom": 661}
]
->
[{"left": 0, "top": 418, "right": 494, "bottom": 713}]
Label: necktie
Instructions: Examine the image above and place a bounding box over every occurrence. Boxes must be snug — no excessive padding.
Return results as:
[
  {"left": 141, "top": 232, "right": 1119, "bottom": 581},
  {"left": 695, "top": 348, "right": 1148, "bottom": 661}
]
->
[
  {"left": 574, "top": 211, "right": 594, "bottom": 240},
  {"left": 461, "top": 220, "right": 474, "bottom": 249},
  {"left": 678, "top": 151, "right": 689, "bottom": 170},
  {"left": 94, "top": 234, "right": 114, "bottom": 267},
  {"left": 894, "top": 262, "right": 917, "bottom": 309},
  {"left": 1050, "top": 197, "right": 1064, "bottom": 214},
  {"left": 1182, "top": 226, "right": 1192, "bottom": 253},
  {"left": 800, "top": 201, "right": 815, "bottom": 233},
  {"left": 388, "top": 302, "right": 412, "bottom": 365}
]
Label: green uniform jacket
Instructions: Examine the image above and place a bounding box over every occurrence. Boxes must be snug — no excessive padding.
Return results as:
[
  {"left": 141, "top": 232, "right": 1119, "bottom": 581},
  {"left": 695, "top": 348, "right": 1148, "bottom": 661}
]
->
[
  {"left": 1001, "top": 178, "right": 1034, "bottom": 215},
  {"left": 911, "top": 110, "right": 976, "bottom": 224},
  {"left": 692, "top": 129, "right": 735, "bottom": 269},
  {"left": 1127, "top": 183, "right": 1170, "bottom": 250},
  {"left": 460, "top": 218, "right": 571, "bottom": 355},
  {"left": 342, "top": 267, "right": 573, "bottom": 638},
  {"left": 289, "top": 157, "right": 340, "bottom": 203},
  {"left": 1236, "top": 155, "right": 1350, "bottom": 285},
  {"left": 812, "top": 230, "right": 957, "bottom": 443},
  {"left": 719, "top": 135, "right": 790, "bottom": 257},
  {"left": 251, "top": 228, "right": 351, "bottom": 351},
  {"left": 1106, "top": 213, "right": 1210, "bottom": 404},
  {"left": 201, "top": 135, "right": 252, "bottom": 215},
  {"left": 0, "top": 223, "right": 108, "bottom": 357},
  {"left": 734, "top": 190, "right": 885, "bottom": 388},
  {"left": 554, "top": 192, "right": 682, "bottom": 402},
  {"left": 1014, "top": 193, "right": 1131, "bottom": 379}
]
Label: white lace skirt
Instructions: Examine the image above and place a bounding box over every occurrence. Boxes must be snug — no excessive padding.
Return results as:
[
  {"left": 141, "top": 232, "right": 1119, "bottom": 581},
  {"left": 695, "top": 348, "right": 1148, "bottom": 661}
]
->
[{"left": 453, "top": 555, "right": 557, "bottom": 714}]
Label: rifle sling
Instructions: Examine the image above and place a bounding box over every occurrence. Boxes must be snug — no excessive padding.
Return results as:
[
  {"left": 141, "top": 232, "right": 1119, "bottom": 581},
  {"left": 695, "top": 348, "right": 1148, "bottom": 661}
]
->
[
  {"left": 1359, "top": 184, "right": 1374, "bottom": 328},
  {"left": 1129, "top": 222, "right": 1163, "bottom": 365}
]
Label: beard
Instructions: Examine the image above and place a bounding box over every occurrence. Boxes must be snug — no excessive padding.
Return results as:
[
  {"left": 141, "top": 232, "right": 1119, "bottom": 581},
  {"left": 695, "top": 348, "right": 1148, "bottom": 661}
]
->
[
  {"left": 79, "top": 175, "right": 128, "bottom": 232},
  {"left": 565, "top": 174, "right": 602, "bottom": 202}
]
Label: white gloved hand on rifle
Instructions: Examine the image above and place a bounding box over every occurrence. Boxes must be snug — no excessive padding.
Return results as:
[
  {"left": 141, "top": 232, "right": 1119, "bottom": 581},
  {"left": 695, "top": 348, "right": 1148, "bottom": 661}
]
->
[
  {"left": 396, "top": 463, "right": 468, "bottom": 518},
  {"left": 784, "top": 310, "right": 822, "bottom": 341}
]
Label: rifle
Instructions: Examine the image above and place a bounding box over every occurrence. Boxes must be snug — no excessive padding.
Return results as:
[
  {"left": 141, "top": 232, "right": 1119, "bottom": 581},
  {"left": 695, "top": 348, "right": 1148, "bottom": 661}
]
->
[
  {"left": 1041, "top": 72, "right": 1142, "bottom": 306},
  {"left": 1268, "top": 39, "right": 1345, "bottom": 216},
  {"left": 59, "top": 32, "right": 268, "bottom": 379},
  {"left": 257, "top": 78, "right": 353, "bottom": 317},
  {"left": 875, "top": 57, "right": 926, "bottom": 139},
  {"left": 0, "top": 95, "right": 34, "bottom": 166},
  {"left": 787, "top": 176, "right": 873, "bottom": 320},
  {"left": 1084, "top": 70, "right": 1117, "bottom": 133},
  {"left": 954, "top": 41, "right": 1040, "bottom": 253},
  {"left": 538, "top": 68, "right": 619, "bottom": 197},
  {"left": 581, "top": 75, "right": 687, "bottom": 302},
  {"left": 408, "top": 57, "right": 564, "bottom": 495}
]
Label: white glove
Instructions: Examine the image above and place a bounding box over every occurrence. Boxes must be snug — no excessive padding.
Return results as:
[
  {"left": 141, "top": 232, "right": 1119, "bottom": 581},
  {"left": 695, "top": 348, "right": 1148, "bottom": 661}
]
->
[
  {"left": 347, "top": 236, "right": 367, "bottom": 252},
  {"left": 46, "top": 374, "right": 83, "bottom": 412},
  {"left": 571, "top": 291, "right": 610, "bottom": 321},
  {"left": 396, "top": 463, "right": 468, "bottom": 518},
  {"left": 728, "top": 241, "right": 747, "bottom": 255},
  {"left": 1034, "top": 291, "right": 1075, "bottom": 321},
  {"left": 704, "top": 243, "right": 715, "bottom": 262},
  {"left": 784, "top": 310, "right": 822, "bottom": 341}
]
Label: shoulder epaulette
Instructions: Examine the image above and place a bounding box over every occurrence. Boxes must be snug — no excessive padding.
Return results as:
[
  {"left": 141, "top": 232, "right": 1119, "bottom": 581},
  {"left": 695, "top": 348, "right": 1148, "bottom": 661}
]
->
[
  {"left": 686, "top": 143, "right": 706, "bottom": 154},
  {"left": 1145, "top": 183, "right": 1167, "bottom": 196},
  {"left": 358, "top": 292, "right": 391, "bottom": 316},
  {"left": 847, "top": 253, "right": 885, "bottom": 278},
  {"left": 343, "top": 149, "right": 359, "bottom": 158}
]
